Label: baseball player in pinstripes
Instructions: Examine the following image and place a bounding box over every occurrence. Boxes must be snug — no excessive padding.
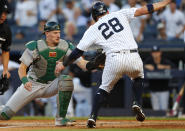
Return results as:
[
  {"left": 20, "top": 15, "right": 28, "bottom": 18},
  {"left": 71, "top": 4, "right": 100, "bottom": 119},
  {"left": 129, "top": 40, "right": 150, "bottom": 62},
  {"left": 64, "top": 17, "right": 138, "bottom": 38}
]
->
[
  {"left": 55, "top": 0, "right": 173, "bottom": 128},
  {"left": 0, "top": 21, "right": 88, "bottom": 126}
]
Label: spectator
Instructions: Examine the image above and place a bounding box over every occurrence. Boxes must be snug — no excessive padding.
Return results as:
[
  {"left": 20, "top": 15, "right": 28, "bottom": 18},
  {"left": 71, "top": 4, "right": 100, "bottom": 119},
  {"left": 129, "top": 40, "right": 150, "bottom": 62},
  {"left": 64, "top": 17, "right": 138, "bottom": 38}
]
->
[
  {"left": 144, "top": 45, "right": 176, "bottom": 111},
  {"left": 61, "top": 0, "right": 76, "bottom": 23},
  {"left": 180, "top": 0, "right": 185, "bottom": 13},
  {"left": 38, "top": 0, "right": 57, "bottom": 22},
  {"left": 14, "top": 0, "right": 37, "bottom": 27},
  {"left": 64, "top": 21, "right": 78, "bottom": 44},
  {"left": 37, "top": 19, "right": 47, "bottom": 35},
  {"left": 161, "top": 0, "right": 185, "bottom": 40},
  {"left": 152, "top": 8, "right": 166, "bottom": 24},
  {"left": 81, "top": 0, "right": 94, "bottom": 17},
  {"left": 74, "top": 8, "right": 88, "bottom": 27},
  {"left": 14, "top": 30, "right": 25, "bottom": 40},
  {"left": 122, "top": 0, "right": 146, "bottom": 42},
  {"left": 102, "top": 0, "right": 120, "bottom": 12},
  {"left": 157, "top": 22, "right": 167, "bottom": 40},
  {"left": 6, "top": 0, "right": 16, "bottom": 25}
]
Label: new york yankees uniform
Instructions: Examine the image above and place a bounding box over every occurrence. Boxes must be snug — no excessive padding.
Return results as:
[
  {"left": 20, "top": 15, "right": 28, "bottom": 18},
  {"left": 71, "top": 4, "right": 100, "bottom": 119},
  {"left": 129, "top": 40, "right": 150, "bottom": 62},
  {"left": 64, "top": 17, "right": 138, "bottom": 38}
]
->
[{"left": 77, "top": 8, "right": 144, "bottom": 93}]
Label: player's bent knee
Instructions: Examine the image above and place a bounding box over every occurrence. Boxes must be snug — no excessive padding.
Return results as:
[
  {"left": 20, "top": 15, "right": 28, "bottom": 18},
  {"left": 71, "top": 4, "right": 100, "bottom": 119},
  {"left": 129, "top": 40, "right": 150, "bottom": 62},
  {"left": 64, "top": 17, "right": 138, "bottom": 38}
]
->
[
  {"left": 0, "top": 105, "right": 15, "bottom": 120},
  {"left": 58, "top": 75, "right": 74, "bottom": 91}
]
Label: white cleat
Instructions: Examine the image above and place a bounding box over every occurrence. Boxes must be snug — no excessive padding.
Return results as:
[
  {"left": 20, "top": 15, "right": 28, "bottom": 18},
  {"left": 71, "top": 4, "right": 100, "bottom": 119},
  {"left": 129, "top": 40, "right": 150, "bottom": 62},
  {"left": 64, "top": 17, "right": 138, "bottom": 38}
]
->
[
  {"left": 87, "top": 118, "right": 96, "bottom": 128},
  {"left": 132, "top": 104, "right": 145, "bottom": 122},
  {"left": 55, "top": 118, "right": 76, "bottom": 126}
]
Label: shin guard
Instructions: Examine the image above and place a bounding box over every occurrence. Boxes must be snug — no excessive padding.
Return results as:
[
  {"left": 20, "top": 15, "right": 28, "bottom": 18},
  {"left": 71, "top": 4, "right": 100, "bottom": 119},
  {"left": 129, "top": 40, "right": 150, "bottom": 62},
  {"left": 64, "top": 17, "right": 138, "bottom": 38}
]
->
[{"left": 57, "top": 75, "right": 73, "bottom": 118}]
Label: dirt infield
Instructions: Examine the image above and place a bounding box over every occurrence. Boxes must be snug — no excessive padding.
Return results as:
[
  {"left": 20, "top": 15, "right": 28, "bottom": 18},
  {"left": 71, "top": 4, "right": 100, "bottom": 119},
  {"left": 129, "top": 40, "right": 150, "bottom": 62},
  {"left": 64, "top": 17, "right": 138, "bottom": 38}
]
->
[{"left": 0, "top": 119, "right": 185, "bottom": 130}]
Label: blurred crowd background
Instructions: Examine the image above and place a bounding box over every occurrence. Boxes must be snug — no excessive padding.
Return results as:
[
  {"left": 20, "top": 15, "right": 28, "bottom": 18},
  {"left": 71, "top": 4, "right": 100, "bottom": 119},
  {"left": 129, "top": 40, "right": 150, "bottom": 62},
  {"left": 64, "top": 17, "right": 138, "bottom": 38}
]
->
[{"left": 0, "top": 0, "right": 185, "bottom": 118}]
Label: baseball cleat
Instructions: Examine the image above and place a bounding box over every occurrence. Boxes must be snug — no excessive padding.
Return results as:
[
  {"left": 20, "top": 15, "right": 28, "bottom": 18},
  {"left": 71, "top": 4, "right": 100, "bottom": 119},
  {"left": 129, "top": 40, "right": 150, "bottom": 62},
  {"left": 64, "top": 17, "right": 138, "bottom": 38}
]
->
[
  {"left": 87, "top": 118, "right": 96, "bottom": 128},
  {"left": 55, "top": 118, "right": 76, "bottom": 126},
  {"left": 132, "top": 104, "right": 145, "bottom": 122}
]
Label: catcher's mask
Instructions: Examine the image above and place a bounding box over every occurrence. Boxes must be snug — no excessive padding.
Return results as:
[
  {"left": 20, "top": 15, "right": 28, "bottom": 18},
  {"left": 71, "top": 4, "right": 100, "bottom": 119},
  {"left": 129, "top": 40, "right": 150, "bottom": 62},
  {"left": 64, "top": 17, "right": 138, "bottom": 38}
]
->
[
  {"left": 91, "top": 1, "right": 108, "bottom": 22},
  {"left": 44, "top": 21, "right": 61, "bottom": 33}
]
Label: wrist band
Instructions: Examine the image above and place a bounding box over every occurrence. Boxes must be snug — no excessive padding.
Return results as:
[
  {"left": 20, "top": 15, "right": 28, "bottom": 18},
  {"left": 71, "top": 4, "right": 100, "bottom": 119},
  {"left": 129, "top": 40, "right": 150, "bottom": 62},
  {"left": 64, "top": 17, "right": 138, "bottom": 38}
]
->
[
  {"left": 147, "top": 4, "right": 154, "bottom": 14},
  {"left": 21, "top": 76, "right": 29, "bottom": 85}
]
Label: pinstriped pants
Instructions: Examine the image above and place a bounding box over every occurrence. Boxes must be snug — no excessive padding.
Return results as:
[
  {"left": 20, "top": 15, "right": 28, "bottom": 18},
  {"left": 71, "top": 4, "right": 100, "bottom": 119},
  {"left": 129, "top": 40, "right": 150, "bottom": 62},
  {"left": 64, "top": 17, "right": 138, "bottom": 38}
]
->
[{"left": 99, "top": 51, "right": 144, "bottom": 93}]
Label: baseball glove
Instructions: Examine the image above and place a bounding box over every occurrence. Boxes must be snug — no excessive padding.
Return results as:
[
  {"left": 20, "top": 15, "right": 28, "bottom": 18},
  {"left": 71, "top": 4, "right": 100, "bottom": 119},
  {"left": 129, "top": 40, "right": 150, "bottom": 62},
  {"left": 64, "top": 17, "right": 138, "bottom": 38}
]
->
[
  {"left": 86, "top": 52, "right": 106, "bottom": 71},
  {"left": 0, "top": 74, "right": 9, "bottom": 95}
]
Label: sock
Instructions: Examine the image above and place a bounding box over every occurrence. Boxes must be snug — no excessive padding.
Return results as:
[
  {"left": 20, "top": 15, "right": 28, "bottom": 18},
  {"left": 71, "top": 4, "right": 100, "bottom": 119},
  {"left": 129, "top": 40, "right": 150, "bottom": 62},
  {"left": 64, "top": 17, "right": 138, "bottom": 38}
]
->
[
  {"left": 132, "top": 78, "right": 144, "bottom": 106},
  {"left": 90, "top": 89, "right": 109, "bottom": 121},
  {"left": 58, "top": 91, "right": 72, "bottom": 118}
]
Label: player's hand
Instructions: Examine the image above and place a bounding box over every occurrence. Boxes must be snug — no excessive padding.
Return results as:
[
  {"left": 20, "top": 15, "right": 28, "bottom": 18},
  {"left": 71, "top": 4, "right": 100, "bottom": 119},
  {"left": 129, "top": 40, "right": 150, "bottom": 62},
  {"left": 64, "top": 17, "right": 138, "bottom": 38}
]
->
[
  {"left": 144, "top": 64, "right": 154, "bottom": 71},
  {"left": 55, "top": 61, "right": 65, "bottom": 76},
  {"left": 24, "top": 82, "right": 32, "bottom": 92},
  {"left": 2, "top": 70, "right": 10, "bottom": 78},
  {"left": 157, "top": 64, "right": 170, "bottom": 69}
]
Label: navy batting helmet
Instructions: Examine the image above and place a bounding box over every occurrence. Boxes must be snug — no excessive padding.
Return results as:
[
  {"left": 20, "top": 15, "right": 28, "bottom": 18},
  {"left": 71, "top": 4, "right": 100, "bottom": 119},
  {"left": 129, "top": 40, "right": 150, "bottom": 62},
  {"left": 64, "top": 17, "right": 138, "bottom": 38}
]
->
[
  {"left": 91, "top": 1, "right": 108, "bottom": 21},
  {"left": 44, "top": 21, "right": 61, "bottom": 32}
]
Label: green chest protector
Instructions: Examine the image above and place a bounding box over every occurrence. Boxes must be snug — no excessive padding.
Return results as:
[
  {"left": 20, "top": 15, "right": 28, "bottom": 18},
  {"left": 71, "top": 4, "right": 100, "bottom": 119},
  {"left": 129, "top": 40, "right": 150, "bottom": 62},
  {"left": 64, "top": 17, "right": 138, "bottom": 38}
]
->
[{"left": 27, "top": 39, "right": 70, "bottom": 83}]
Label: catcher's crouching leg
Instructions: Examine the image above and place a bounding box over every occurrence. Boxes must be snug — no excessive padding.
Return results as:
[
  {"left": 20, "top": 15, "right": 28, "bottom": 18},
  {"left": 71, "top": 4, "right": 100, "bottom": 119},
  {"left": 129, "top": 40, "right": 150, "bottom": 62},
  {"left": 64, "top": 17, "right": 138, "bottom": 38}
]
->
[
  {"left": 55, "top": 75, "right": 75, "bottom": 126},
  {"left": 0, "top": 105, "right": 15, "bottom": 120}
]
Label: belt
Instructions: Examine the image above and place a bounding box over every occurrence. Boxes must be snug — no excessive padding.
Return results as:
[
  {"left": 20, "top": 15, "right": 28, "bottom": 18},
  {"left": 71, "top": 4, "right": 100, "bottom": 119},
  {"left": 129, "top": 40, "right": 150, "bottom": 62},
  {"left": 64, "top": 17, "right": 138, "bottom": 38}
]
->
[
  {"left": 28, "top": 76, "right": 52, "bottom": 84},
  {"left": 115, "top": 49, "right": 138, "bottom": 53}
]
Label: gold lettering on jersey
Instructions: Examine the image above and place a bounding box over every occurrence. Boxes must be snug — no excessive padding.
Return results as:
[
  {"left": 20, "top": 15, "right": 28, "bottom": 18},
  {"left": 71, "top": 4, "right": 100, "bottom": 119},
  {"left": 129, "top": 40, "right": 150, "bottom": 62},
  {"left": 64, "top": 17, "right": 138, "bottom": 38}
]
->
[{"left": 49, "top": 52, "right": 57, "bottom": 57}]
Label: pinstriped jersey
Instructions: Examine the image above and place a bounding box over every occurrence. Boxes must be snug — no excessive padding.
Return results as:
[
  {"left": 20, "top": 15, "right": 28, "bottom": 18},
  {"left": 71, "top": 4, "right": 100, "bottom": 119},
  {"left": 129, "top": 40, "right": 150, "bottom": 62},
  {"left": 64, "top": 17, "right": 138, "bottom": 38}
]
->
[{"left": 77, "top": 8, "right": 138, "bottom": 54}]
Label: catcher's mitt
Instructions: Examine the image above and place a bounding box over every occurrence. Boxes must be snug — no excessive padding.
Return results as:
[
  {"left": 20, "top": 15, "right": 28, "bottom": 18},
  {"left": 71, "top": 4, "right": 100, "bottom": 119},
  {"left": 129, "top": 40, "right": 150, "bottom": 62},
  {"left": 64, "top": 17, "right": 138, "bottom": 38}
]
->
[
  {"left": 86, "top": 52, "right": 106, "bottom": 71},
  {"left": 0, "top": 74, "right": 9, "bottom": 95}
]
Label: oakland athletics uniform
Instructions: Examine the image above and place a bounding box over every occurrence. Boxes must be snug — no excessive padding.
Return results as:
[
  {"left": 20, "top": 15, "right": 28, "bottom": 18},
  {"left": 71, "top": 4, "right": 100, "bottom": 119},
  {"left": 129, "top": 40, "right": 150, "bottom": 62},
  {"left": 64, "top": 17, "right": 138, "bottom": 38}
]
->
[
  {"left": 77, "top": 8, "right": 144, "bottom": 93},
  {"left": 0, "top": 39, "right": 75, "bottom": 125}
]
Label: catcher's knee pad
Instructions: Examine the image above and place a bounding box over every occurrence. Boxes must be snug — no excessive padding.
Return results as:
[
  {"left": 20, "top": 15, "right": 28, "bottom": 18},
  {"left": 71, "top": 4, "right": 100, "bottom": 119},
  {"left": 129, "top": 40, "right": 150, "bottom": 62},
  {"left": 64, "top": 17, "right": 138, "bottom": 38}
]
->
[
  {"left": 0, "top": 105, "right": 15, "bottom": 120},
  {"left": 58, "top": 75, "right": 74, "bottom": 91}
]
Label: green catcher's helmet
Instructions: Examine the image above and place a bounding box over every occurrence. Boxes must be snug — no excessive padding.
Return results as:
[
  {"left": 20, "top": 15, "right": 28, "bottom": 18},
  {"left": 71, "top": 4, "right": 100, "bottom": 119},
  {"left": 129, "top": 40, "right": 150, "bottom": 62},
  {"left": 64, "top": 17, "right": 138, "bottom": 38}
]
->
[{"left": 44, "top": 21, "right": 61, "bottom": 32}]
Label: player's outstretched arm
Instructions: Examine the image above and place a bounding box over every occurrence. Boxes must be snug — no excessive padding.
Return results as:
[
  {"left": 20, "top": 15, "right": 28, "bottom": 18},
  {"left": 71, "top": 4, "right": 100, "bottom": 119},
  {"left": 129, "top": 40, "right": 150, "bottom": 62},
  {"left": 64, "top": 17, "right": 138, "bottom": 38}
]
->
[{"left": 134, "top": 0, "right": 171, "bottom": 17}]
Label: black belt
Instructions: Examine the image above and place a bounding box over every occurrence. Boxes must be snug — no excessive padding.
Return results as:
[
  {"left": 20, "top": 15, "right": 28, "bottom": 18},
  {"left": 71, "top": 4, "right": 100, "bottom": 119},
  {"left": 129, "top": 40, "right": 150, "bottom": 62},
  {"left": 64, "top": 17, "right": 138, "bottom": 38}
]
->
[
  {"left": 115, "top": 49, "right": 138, "bottom": 53},
  {"left": 28, "top": 76, "right": 52, "bottom": 84}
]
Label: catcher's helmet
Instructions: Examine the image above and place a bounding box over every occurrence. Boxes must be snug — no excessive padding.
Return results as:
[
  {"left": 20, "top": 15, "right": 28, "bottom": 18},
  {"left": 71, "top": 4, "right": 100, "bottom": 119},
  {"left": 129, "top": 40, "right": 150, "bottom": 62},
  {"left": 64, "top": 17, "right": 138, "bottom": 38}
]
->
[
  {"left": 44, "top": 21, "right": 61, "bottom": 32},
  {"left": 0, "top": 0, "right": 10, "bottom": 15},
  {"left": 91, "top": 1, "right": 108, "bottom": 21}
]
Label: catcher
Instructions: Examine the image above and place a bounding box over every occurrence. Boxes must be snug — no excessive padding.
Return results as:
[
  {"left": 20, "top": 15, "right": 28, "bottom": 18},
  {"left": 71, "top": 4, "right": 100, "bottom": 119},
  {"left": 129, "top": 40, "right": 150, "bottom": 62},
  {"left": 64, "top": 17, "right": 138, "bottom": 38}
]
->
[
  {"left": 0, "top": 21, "right": 88, "bottom": 126},
  {"left": 0, "top": 0, "right": 11, "bottom": 95}
]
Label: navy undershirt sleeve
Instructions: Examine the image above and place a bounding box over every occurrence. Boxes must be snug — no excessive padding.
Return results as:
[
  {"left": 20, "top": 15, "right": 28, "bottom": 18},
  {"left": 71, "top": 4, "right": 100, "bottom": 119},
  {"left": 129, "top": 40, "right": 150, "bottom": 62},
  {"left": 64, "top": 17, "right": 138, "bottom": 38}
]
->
[{"left": 63, "top": 48, "right": 84, "bottom": 67}]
